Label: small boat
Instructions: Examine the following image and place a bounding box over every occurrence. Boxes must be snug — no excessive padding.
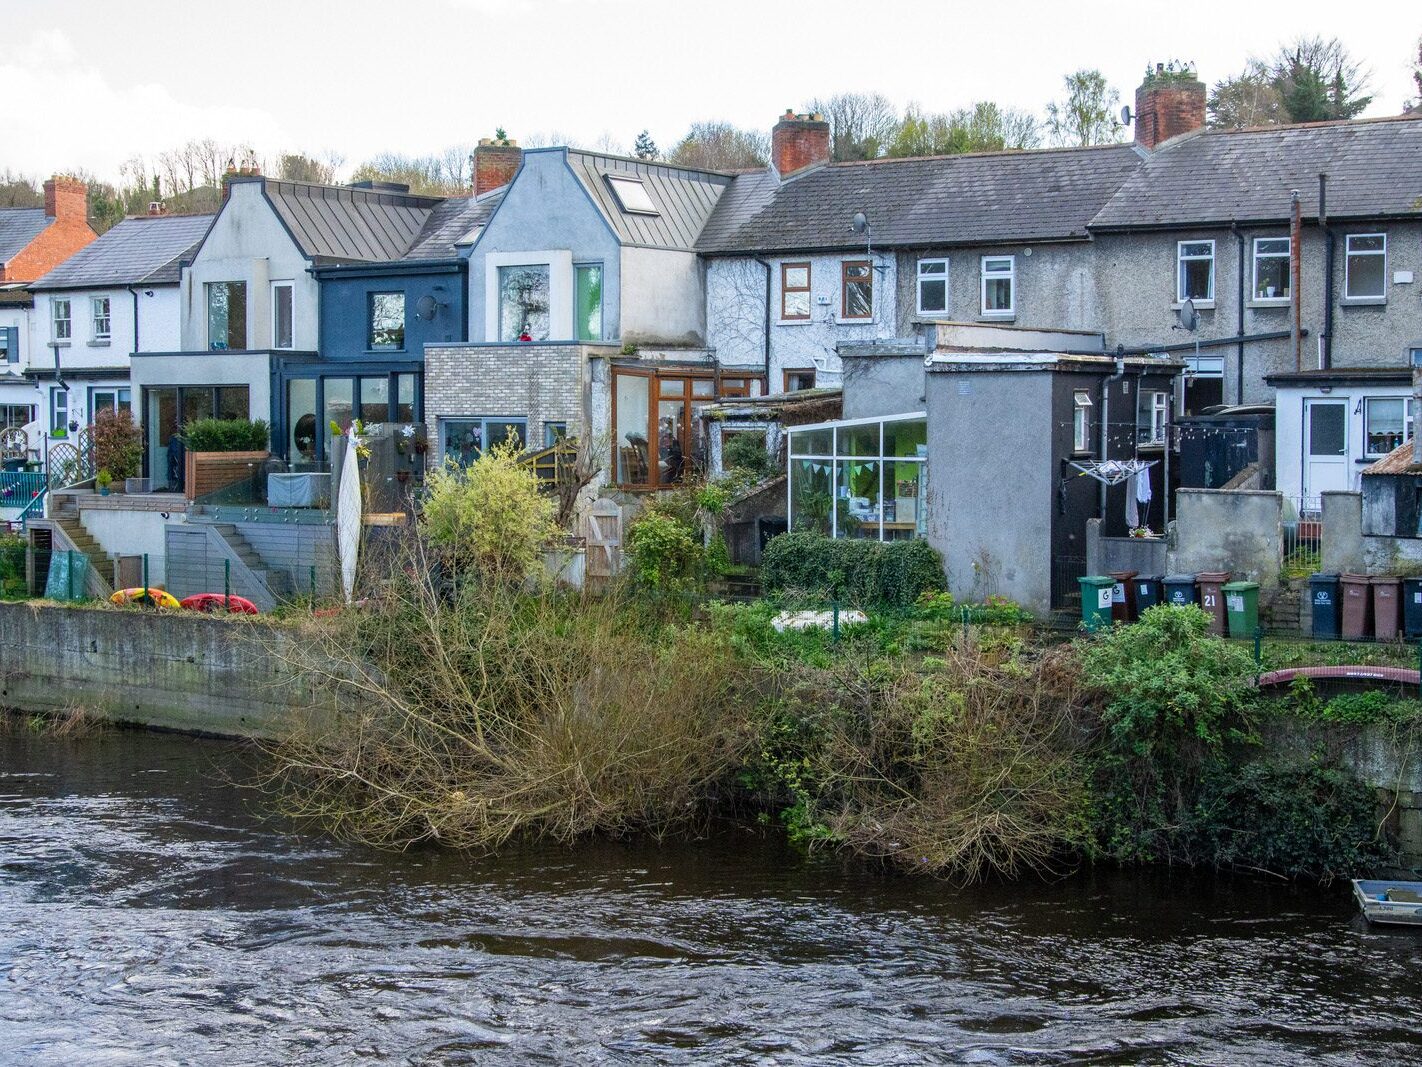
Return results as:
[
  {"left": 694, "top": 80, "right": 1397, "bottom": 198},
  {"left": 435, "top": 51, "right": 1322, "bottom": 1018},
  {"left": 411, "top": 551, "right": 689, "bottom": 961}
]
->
[
  {"left": 1353, "top": 879, "right": 1422, "bottom": 926},
  {"left": 180, "top": 593, "right": 259, "bottom": 615},
  {"left": 110, "top": 587, "right": 182, "bottom": 609}
]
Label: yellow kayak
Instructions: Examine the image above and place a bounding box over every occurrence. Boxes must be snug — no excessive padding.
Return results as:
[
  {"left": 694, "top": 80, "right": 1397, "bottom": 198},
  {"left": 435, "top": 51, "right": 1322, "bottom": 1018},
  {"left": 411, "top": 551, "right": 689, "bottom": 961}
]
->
[{"left": 110, "top": 587, "right": 182, "bottom": 609}]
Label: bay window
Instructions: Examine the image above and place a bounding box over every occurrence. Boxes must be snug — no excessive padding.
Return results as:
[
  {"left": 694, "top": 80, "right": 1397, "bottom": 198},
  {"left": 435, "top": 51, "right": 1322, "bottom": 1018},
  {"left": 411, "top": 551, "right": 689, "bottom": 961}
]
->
[
  {"left": 1252, "top": 237, "right": 1289, "bottom": 302},
  {"left": 498, "top": 265, "right": 550, "bottom": 341},
  {"left": 1345, "top": 234, "right": 1386, "bottom": 300},
  {"left": 1177, "top": 241, "right": 1214, "bottom": 303},
  {"left": 917, "top": 258, "right": 948, "bottom": 315},
  {"left": 981, "top": 256, "right": 1015, "bottom": 316}
]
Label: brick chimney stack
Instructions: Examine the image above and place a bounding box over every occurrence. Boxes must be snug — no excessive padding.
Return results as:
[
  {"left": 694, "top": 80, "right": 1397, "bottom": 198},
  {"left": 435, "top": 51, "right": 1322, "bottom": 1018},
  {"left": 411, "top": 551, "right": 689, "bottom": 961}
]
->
[
  {"left": 147, "top": 201, "right": 167, "bottom": 217},
  {"left": 43, "top": 175, "right": 87, "bottom": 221},
  {"left": 771, "top": 111, "right": 830, "bottom": 177},
  {"left": 474, "top": 138, "right": 522, "bottom": 196},
  {"left": 1134, "top": 64, "right": 1207, "bottom": 150}
]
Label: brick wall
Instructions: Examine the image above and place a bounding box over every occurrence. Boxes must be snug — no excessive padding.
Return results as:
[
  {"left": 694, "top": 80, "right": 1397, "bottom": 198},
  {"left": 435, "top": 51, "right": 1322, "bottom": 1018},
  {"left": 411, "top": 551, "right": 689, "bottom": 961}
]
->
[
  {"left": 0, "top": 177, "right": 97, "bottom": 282},
  {"left": 771, "top": 112, "right": 830, "bottom": 176},
  {"left": 424, "top": 342, "right": 600, "bottom": 461},
  {"left": 1134, "top": 79, "right": 1206, "bottom": 150}
]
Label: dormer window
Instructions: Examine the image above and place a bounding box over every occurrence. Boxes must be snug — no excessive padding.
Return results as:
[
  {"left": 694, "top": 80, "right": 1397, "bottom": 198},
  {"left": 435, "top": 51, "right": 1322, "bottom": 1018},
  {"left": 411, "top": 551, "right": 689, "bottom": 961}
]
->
[{"left": 606, "top": 176, "right": 658, "bottom": 215}]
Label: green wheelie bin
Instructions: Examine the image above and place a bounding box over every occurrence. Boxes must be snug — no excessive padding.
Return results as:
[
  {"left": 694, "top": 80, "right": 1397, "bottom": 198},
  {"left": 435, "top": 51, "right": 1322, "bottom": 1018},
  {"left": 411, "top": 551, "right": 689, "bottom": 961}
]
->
[
  {"left": 1078, "top": 575, "right": 1116, "bottom": 633},
  {"left": 1223, "top": 581, "right": 1260, "bottom": 639}
]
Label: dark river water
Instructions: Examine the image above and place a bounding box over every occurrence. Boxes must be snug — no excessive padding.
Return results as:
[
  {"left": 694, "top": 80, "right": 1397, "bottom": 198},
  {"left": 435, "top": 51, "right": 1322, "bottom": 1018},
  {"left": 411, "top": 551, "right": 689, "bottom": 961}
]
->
[{"left": 3, "top": 729, "right": 1422, "bottom": 1065}]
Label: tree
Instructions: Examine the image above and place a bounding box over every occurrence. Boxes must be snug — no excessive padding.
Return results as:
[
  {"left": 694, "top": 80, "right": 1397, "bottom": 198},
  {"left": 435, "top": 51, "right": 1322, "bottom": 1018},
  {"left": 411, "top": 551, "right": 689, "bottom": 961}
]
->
[
  {"left": 1045, "top": 69, "right": 1122, "bottom": 147},
  {"left": 277, "top": 152, "right": 340, "bottom": 184},
  {"left": 349, "top": 150, "right": 472, "bottom": 195},
  {"left": 0, "top": 171, "right": 40, "bottom": 209},
  {"left": 1409, "top": 35, "right": 1422, "bottom": 111},
  {"left": 1209, "top": 36, "right": 1372, "bottom": 127},
  {"left": 1207, "top": 63, "right": 1287, "bottom": 129},
  {"left": 804, "top": 92, "right": 900, "bottom": 161},
  {"left": 887, "top": 101, "right": 1039, "bottom": 157},
  {"left": 633, "top": 130, "right": 659, "bottom": 161},
  {"left": 667, "top": 121, "right": 769, "bottom": 171}
]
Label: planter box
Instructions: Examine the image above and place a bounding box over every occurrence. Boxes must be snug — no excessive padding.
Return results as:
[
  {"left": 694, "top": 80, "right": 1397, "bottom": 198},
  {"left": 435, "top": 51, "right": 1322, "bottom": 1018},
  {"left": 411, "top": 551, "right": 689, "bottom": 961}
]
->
[{"left": 185, "top": 450, "right": 270, "bottom": 502}]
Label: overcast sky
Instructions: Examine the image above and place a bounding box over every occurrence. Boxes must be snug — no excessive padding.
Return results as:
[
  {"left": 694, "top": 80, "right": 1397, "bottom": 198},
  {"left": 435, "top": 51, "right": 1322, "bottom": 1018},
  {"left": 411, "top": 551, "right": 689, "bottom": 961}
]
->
[{"left": 2, "top": 0, "right": 1418, "bottom": 184}]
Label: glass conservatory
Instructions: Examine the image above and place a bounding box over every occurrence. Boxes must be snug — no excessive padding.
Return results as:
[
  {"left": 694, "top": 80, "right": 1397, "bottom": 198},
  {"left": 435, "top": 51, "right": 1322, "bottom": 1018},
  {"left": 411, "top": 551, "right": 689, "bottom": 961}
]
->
[{"left": 785, "top": 412, "right": 928, "bottom": 540}]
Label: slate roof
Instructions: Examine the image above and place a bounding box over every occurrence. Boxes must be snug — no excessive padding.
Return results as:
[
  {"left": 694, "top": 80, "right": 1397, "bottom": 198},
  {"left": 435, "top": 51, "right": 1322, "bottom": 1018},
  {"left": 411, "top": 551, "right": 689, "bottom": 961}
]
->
[
  {"left": 259, "top": 178, "right": 443, "bottom": 264},
  {"left": 563, "top": 150, "right": 733, "bottom": 251},
  {"left": 697, "top": 144, "right": 1143, "bottom": 254},
  {"left": 31, "top": 214, "right": 214, "bottom": 290},
  {"left": 1091, "top": 116, "right": 1422, "bottom": 229},
  {"left": 401, "top": 191, "right": 502, "bottom": 260},
  {"left": 0, "top": 207, "right": 51, "bottom": 265}
]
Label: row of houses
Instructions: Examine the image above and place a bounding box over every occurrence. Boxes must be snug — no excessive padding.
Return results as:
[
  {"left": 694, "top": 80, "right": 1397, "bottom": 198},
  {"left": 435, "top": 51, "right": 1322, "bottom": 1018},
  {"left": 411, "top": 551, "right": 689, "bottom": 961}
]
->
[{"left": 3, "top": 66, "right": 1421, "bottom": 612}]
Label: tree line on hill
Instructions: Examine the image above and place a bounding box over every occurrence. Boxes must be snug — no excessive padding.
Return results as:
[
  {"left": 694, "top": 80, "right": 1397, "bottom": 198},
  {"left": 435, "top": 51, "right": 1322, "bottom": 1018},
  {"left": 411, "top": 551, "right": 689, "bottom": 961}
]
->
[{"left": 1, "top": 33, "right": 1414, "bottom": 235}]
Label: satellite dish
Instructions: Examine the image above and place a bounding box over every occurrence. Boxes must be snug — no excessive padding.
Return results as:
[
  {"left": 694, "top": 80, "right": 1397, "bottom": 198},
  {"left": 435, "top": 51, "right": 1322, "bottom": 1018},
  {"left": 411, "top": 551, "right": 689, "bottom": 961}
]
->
[
  {"left": 850, "top": 212, "right": 869, "bottom": 234},
  {"left": 1177, "top": 299, "right": 1199, "bottom": 332},
  {"left": 1119, "top": 105, "right": 1133, "bottom": 127},
  {"left": 415, "top": 294, "right": 439, "bottom": 321}
]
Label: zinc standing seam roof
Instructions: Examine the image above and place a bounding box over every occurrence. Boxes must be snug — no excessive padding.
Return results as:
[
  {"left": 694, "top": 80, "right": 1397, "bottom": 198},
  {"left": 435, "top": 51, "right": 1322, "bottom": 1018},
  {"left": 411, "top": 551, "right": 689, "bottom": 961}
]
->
[
  {"left": 563, "top": 151, "right": 733, "bottom": 251},
  {"left": 0, "top": 207, "right": 51, "bottom": 265},
  {"left": 30, "top": 214, "right": 215, "bottom": 289},
  {"left": 261, "top": 180, "right": 443, "bottom": 264}
]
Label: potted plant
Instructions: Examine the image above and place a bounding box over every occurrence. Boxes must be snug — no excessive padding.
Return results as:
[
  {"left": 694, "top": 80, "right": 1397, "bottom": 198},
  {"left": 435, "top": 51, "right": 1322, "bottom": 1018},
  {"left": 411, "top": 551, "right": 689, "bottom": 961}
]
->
[{"left": 95, "top": 469, "right": 112, "bottom": 496}]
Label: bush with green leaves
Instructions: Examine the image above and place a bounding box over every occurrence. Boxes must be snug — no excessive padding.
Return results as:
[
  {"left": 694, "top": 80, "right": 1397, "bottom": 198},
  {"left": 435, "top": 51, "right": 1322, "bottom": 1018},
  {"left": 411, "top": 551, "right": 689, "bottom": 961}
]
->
[
  {"left": 722, "top": 431, "right": 773, "bottom": 479},
  {"left": 90, "top": 408, "right": 142, "bottom": 481},
  {"left": 625, "top": 506, "right": 705, "bottom": 595},
  {"left": 1079, "top": 604, "right": 1262, "bottom": 864},
  {"left": 760, "top": 531, "right": 946, "bottom": 608},
  {"left": 421, "top": 443, "right": 555, "bottom": 582},
  {"left": 183, "top": 418, "right": 271, "bottom": 453}
]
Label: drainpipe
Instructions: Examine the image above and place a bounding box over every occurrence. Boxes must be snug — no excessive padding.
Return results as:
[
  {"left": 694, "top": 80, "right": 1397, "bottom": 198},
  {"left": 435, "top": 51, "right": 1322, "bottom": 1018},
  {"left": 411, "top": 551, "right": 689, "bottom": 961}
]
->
[
  {"left": 753, "top": 257, "right": 773, "bottom": 387},
  {"left": 1232, "top": 223, "right": 1245, "bottom": 404},
  {"left": 1319, "top": 173, "right": 1334, "bottom": 370},
  {"left": 127, "top": 286, "right": 141, "bottom": 354},
  {"left": 1290, "top": 190, "right": 1302, "bottom": 372},
  {"left": 1099, "top": 355, "right": 1126, "bottom": 517}
]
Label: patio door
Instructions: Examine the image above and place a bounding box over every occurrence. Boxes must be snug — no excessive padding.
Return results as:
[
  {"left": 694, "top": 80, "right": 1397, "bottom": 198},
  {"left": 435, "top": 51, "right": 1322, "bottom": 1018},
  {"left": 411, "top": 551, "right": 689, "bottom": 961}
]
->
[{"left": 1303, "top": 398, "right": 1348, "bottom": 499}]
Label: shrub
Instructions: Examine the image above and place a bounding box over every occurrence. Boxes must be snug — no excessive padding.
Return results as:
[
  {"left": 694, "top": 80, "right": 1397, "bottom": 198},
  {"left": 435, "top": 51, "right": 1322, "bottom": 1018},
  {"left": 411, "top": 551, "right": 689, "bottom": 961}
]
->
[
  {"left": 421, "top": 442, "right": 554, "bottom": 582},
  {"left": 760, "top": 531, "right": 946, "bottom": 608},
  {"left": 625, "top": 505, "right": 703, "bottom": 594},
  {"left": 91, "top": 408, "right": 143, "bottom": 481},
  {"left": 183, "top": 418, "right": 271, "bottom": 452},
  {"left": 723, "top": 431, "right": 773, "bottom": 479}
]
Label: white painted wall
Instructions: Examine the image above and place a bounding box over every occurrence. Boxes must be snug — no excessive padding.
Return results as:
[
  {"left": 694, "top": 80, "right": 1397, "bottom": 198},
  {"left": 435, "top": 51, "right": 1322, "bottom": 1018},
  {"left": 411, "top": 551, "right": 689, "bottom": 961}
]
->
[
  {"left": 181, "top": 181, "right": 314, "bottom": 352},
  {"left": 79, "top": 509, "right": 176, "bottom": 587},
  {"left": 1274, "top": 382, "right": 1415, "bottom": 500},
  {"left": 32, "top": 287, "right": 135, "bottom": 370},
  {"left": 706, "top": 253, "right": 899, "bottom": 390}
]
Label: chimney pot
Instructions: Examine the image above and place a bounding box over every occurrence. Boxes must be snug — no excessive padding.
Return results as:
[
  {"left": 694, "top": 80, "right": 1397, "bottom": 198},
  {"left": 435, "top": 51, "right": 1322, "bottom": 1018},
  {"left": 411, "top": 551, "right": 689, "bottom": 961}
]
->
[{"left": 771, "top": 111, "right": 831, "bottom": 178}]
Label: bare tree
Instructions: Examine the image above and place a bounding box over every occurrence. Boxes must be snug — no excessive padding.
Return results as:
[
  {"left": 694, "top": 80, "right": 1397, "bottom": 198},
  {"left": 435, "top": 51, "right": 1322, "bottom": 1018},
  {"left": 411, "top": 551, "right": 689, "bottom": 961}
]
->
[
  {"left": 804, "top": 92, "right": 900, "bottom": 160},
  {"left": 1207, "top": 62, "right": 1287, "bottom": 129},
  {"left": 888, "top": 101, "right": 1039, "bottom": 157},
  {"left": 0, "top": 170, "right": 41, "bottom": 208},
  {"left": 1045, "top": 69, "right": 1123, "bottom": 147},
  {"left": 667, "top": 121, "right": 769, "bottom": 171}
]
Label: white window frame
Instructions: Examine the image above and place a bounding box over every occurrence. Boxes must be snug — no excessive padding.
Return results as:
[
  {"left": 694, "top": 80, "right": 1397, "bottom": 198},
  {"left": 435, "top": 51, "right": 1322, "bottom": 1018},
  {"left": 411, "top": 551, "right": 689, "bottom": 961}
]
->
[
  {"left": 1073, "top": 391, "right": 1092, "bottom": 453},
  {"left": 50, "top": 387, "right": 69, "bottom": 432},
  {"left": 980, "top": 255, "right": 1015, "bottom": 318},
  {"left": 1176, "top": 240, "right": 1215, "bottom": 304},
  {"left": 1362, "top": 396, "right": 1414, "bottom": 459},
  {"left": 51, "top": 298, "right": 71, "bottom": 342},
  {"left": 90, "top": 295, "right": 111, "bottom": 341},
  {"left": 1345, "top": 233, "right": 1387, "bottom": 301},
  {"left": 1251, "top": 237, "right": 1290, "bottom": 303},
  {"left": 1143, "top": 390, "right": 1169, "bottom": 445},
  {"left": 916, "top": 257, "right": 949, "bottom": 316},
  {"left": 271, "top": 281, "right": 294, "bottom": 350}
]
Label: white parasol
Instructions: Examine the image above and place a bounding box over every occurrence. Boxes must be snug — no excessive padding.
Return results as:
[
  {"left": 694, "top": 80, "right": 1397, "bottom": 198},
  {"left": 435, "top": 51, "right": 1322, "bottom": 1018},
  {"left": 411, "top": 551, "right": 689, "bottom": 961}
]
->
[{"left": 336, "top": 432, "right": 362, "bottom": 603}]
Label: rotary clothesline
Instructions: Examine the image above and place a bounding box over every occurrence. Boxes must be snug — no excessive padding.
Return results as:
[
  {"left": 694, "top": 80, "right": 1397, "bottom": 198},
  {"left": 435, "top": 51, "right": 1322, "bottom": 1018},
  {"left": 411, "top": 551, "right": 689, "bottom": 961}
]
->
[{"left": 1067, "top": 458, "right": 1157, "bottom": 486}]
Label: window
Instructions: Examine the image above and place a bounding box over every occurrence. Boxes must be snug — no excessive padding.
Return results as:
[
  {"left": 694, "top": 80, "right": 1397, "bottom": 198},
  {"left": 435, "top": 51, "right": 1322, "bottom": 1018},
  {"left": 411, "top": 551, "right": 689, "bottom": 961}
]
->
[
  {"left": 780, "top": 262, "right": 810, "bottom": 320},
  {"left": 606, "top": 176, "right": 658, "bottom": 215},
  {"left": 841, "top": 260, "right": 872, "bottom": 320},
  {"left": 50, "top": 388, "right": 69, "bottom": 433},
  {"left": 498, "top": 265, "right": 550, "bottom": 341},
  {"left": 917, "top": 258, "right": 948, "bottom": 315},
  {"left": 0, "top": 404, "right": 33, "bottom": 429},
  {"left": 272, "top": 282, "right": 294, "bottom": 349},
  {"left": 613, "top": 368, "right": 764, "bottom": 487},
  {"left": 786, "top": 414, "right": 928, "bottom": 541},
  {"left": 0, "top": 325, "right": 17, "bottom": 364},
  {"left": 1140, "top": 390, "right": 1169, "bottom": 445},
  {"left": 1177, "top": 241, "right": 1215, "bottom": 303},
  {"left": 1364, "top": 397, "right": 1414, "bottom": 457},
  {"left": 91, "top": 388, "right": 131, "bottom": 417},
  {"left": 1252, "top": 237, "right": 1290, "bottom": 302},
  {"left": 368, "top": 292, "right": 405, "bottom": 350},
  {"left": 205, "top": 281, "right": 247, "bottom": 350},
  {"left": 144, "top": 386, "right": 252, "bottom": 489},
  {"left": 91, "top": 296, "right": 111, "bottom": 340},
  {"left": 441, "top": 417, "right": 527, "bottom": 467},
  {"left": 575, "top": 264, "right": 603, "bottom": 341},
  {"left": 783, "top": 368, "right": 816, "bottom": 392},
  {"left": 1184, "top": 355, "right": 1224, "bottom": 415},
  {"left": 981, "top": 256, "right": 1015, "bottom": 316},
  {"left": 544, "top": 422, "right": 568, "bottom": 448},
  {"left": 1345, "top": 234, "right": 1386, "bottom": 300},
  {"left": 1072, "top": 390, "right": 1092, "bottom": 453},
  {"left": 51, "top": 298, "right": 71, "bottom": 341}
]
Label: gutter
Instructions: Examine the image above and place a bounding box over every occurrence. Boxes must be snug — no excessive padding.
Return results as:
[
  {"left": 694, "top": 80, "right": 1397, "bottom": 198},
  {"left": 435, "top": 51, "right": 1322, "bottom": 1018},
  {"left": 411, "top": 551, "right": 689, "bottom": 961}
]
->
[{"left": 753, "top": 257, "right": 772, "bottom": 385}]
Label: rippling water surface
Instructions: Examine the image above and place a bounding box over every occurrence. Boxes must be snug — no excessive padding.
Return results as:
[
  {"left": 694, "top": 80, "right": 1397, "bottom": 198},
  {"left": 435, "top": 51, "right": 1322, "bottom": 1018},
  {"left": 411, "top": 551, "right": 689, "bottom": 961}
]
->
[{"left": 3, "top": 729, "right": 1422, "bottom": 1065}]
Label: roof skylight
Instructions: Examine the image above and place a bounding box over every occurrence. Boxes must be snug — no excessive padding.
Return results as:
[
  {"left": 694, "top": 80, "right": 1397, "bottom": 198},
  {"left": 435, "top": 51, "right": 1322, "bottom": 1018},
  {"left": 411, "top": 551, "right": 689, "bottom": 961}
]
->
[{"left": 606, "top": 176, "right": 659, "bottom": 216}]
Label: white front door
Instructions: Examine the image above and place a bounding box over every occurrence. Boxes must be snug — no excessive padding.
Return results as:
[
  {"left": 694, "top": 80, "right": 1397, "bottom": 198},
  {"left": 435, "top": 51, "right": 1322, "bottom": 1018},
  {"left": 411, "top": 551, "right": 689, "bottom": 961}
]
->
[{"left": 1303, "top": 398, "right": 1348, "bottom": 499}]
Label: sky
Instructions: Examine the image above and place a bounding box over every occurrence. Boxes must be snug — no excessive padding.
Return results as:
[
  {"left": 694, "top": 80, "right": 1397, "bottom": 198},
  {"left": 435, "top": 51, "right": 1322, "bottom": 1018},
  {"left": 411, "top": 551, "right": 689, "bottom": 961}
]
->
[{"left": 1, "top": 0, "right": 1418, "bottom": 184}]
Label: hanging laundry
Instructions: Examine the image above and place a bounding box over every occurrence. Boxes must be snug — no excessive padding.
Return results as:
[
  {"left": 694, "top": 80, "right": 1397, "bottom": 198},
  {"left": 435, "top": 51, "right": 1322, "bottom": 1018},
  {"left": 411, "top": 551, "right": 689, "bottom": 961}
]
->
[
  {"left": 1125, "top": 474, "right": 1140, "bottom": 529},
  {"left": 1136, "top": 471, "right": 1153, "bottom": 505}
]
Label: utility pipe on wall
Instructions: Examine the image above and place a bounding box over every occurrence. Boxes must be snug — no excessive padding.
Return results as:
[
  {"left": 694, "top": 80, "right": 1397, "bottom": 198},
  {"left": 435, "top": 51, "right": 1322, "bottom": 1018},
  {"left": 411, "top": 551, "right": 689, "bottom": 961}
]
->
[
  {"left": 1232, "top": 223, "right": 1245, "bottom": 404},
  {"left": 1319, "top": 173, "right": 1334, "bottom": 370},
  {"left": 1290, "top": 190, "right": 1302, "bottom": 372}
]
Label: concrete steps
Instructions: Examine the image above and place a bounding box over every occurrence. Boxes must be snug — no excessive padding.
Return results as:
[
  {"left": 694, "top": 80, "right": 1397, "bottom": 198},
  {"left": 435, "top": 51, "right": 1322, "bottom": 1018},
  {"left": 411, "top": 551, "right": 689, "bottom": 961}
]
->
[
  {"left": 53, "top": 514, "right": 114, "bottom": 590},
  {"left": 207, "top": 523, "right": 285, "bottom": 595}
]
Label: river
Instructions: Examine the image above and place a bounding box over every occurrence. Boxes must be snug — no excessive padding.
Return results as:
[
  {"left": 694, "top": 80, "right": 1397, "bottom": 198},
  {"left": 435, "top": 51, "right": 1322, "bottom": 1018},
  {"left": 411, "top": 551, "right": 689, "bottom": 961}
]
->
[{"left": 2, "top": 728, "right": 1421, "bottom": 1065}]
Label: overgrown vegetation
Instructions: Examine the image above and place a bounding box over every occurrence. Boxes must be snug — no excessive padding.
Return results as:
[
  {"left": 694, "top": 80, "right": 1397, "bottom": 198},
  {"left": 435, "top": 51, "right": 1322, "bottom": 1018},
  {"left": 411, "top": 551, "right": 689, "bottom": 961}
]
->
[
  {"left": 183, "top": 418, "right": 271, "bottom": 453},
  {"left": 761, "top": 531, "right": 946, "bottom": 608},
  {"left": 422, "top": 443, "right": 554, "bottom": 582}
]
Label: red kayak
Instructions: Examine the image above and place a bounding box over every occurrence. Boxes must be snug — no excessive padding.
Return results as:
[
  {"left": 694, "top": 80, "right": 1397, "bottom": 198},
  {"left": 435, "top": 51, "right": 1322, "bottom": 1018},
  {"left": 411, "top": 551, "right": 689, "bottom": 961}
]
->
[{"left": 180, "top": 593, "right": 259, "bottom": 615}]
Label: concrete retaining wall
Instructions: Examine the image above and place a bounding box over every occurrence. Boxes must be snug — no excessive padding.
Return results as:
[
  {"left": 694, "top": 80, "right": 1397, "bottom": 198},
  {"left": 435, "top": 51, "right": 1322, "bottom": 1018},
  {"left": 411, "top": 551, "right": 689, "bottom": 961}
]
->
[
  {"left": 1168, "top": 489, "right": 1281, "bottom": 588},
  {"left": 0, "top": 602, "right": 335, "bottom": 737},
  {"left": 1086, "top": 520, "right": 1168, "bottom": 578},
  {"left": 1323, "top": 490, "right": 1422, "bottom": 575}
]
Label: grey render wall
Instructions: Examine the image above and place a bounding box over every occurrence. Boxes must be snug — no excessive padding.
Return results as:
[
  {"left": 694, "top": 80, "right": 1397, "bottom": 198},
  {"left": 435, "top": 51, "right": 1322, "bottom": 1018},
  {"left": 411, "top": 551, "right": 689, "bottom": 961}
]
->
[
  {"left": 1166, "top": 488, "right": 1282, "bottom": 588},
  {"left": 924, "top": 368, "right": 1055, "bottom": 612},
  {"left": 467, "top": 151, "right": 622, "bottom": 342},
  {"left": 1322, "top": 489, "right": 1422, "bottom": 573},
  {"left": 840, "top": 352, "right": 927, "bottom": 420},
  {"left": 423, "top": 342, "right": 617, "bottom": 464},
  {"left": 0, "top": 602, "right": 333, "bottom": 737},
  {"left": 129, "top": 350, "right": 274, "bottom": 424}
]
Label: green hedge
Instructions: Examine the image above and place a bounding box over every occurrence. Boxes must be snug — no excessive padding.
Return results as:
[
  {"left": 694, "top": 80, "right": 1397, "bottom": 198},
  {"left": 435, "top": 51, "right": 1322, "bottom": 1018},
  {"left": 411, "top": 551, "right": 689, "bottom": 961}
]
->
[
  {"left": 183, "top": 418, "right": 270, "bottom": 452},
  {"left": 760, "top": 531, "right": 945, "bottom": 608}
]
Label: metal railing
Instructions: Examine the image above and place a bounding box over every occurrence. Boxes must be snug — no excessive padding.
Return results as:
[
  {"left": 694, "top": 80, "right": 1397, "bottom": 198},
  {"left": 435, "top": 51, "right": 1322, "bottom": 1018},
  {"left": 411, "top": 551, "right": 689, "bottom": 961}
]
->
[{"left": 1281, "top": 495, "right": 1322, "bottom": 580}]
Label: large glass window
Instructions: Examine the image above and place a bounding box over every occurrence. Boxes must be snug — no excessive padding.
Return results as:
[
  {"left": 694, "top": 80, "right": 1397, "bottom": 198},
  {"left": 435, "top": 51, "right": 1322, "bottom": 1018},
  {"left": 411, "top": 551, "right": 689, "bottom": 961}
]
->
[
  {"left": 575, "top": 264, "right": 603, "bottom": 341},
  {"left": 1252, "top": 237, "right": 1290, "bottom": 302},
  {"left": 441, "top": 417, "right": 527, "bottom": 467},
  {"left": 981, "top": 256, "right": 1014, "bottom": 316},
  {"left": 288, "top": 378, "right": 318, "bottom": 463},
  {"left": 614, "top": 372, "right": 651, "bottom": 485},
  {"left": 0, "top": 405, "right": 32, "bottom": 429},
  {"left": 786, "top": 414, "right": 928, "bottom": 541},
  {"left": 498, "top": 265, "right": 550, "bottom": 341},
  {"left": 91, "top": 296, "right": 111, "bottom": 340},
  {"left": 780, "top": 262, "right": 810, "bottom": 321},
  {"left": 613, "top": 368, "right": 763, "bottom": 488},
  {"left": 917, "top": 258, "right": 948, "bottom": 315},
  {"left": 272, "top": 282, "right": 294, "bottom": 349},
  {"left": 51, "top": 298, "right": 71, "bottom": 341},
  {"left": 206, "top": 282, "right": 247, "bottom": 350},
  {"left": 1177, "top": 241, "right": 1215, "bottom": 303},
  {"left": 144, "top": 385, "right": 251, "bottom": 489},
  {"left": 323, "top": 377, "right": 355, "bottom": 457},
  {"left": 395, "top": 373, "right": 417, "bottom": 423},
  {"left": 841, "top": 260, "right": 872, "bottom": 320},
  {"left": 1364, "top": 397, "right": 1414, "bottom": 458},
  {"left": 359, "top": 376, "right": 390, "bottom": 425},
  {"left": 369, "top": 292, "right": 405, "bottom": 350},
  {"left": 1346, "top": 234, "right": 1386, "bottom": 299}
]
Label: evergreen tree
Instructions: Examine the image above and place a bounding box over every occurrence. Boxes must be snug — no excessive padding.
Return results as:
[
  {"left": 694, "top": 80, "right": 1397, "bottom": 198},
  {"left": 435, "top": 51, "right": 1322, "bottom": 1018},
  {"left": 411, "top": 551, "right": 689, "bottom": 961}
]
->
[{"left": 633, "top": 130, "right": 658, "bottom": 161}]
